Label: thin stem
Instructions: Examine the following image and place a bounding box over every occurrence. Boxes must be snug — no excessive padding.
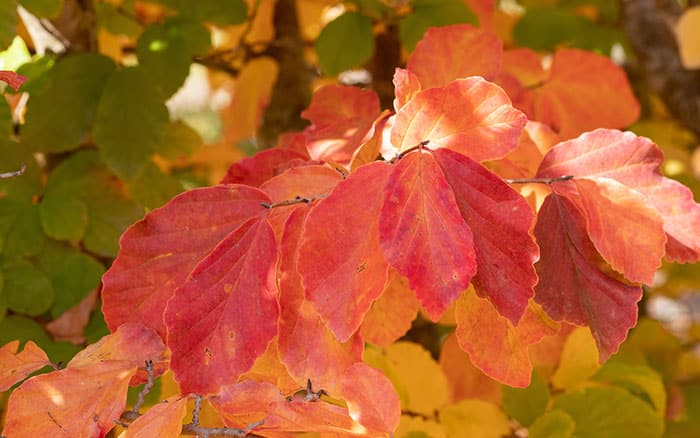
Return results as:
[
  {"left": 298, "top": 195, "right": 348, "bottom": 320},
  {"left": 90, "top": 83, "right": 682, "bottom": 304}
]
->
[
  {"left": 0, "top": 163, "right": 26, "bottom": 179},
  {"left": 504, "top": 175, "right": 574, "bottom": 185},
  {"left": 391, "top": 140, "right": 430, "bottom": 163},
  {"left": 131, "top": 360, "right": 154, "bottom": 415},
  {"left": 261, "top": 194, "right": 328, "bottom": 209}
]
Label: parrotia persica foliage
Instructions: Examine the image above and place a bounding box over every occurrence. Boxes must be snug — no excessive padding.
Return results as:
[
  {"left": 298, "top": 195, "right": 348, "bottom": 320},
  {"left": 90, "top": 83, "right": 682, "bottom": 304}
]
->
[{"left": 2, "top": 23, "right": 699, "bottom": 438}]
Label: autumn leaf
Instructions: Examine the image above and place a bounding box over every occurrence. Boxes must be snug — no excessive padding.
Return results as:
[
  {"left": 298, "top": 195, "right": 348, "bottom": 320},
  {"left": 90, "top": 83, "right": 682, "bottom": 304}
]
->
[
  {"left": 220, "top": 148, "right": 309, "bottom": 186},
  {"left": 3, "top": 361, "right": 137, "bottom": 437},
  {"left": 0, "top": 340, "right": 51, "bottom": 391},
  {"left": 391, "top": 78, "right": 527, "bottom": 162},
  {"left": 340, "top": 362, "right": 401, "bottom": 434},
  {"left": 298, "top": 162, "right": 392, "bottom": 341},
  {"left": 164, "top": 217, "right": 279, "bottom": 395},
  {"left": 277, "top": 206, "right": 363, "bottom": 393},
  {"left": 439, "top": 333, "right": 502, "bottom": 404},
  {"left": 392, "top": 68, "right": 422, "bottom": 111},
  {"left": 0, "top": 70, "right": 27, "bottom": 91},
  {"left": 534, "top": 193, "right": 642, "bottom": 361},
  {"left": 435, "top": 147, "right": 538, "bottom": 323},
  {"left": 406, "top": 24, "right": 502, "bottom": 89},
  {"left": 537, "top": 129, "right": 700, "bottom": 264},
  {"left": 122, "top": 396, "right": 188, "bottom": 438},
  {"left": 301, "top": 85, "right": 380, "bottom": 163},
  {"left": 102, "top": 185, "right": 271, "bottom": 337},
  {"left": 360, "top": 269, "right": 420, "bottom": 348},
  {"left": 379, "top": 151, "right": 476, "bottom": 320},
  {"left": 523, "top": 49, "right": 640, "bottom": 139}
]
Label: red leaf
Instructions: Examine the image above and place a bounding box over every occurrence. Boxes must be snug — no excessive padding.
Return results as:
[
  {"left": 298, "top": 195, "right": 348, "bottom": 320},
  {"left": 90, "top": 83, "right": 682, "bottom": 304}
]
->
[
  {"left": 164, "top": 217, "right": 279, "bottom": 395},
  {"left": 379, "top": 152, "right": 476, "bottom": 320},
  {"left": 0, "top": 71, "right": 27, "bottom": 91},
  {"left": 102, "top": 185, "right": 270, "bottom": 337},
  {"left": 278, "top": 206, "right": 363, "bottom": 393},
  {"left": 0, "top": 341, "right": 51, "bottom": 392},
  {"left": 340, "top": 362, "right": 401, "bottom": 434},
  {"left": 435, "top": 148, "right": 538, "bottom": 323},
  {"left": 3, "top": 361, "right": 137, "bottom": 437},
  {"left": 298, "top": 162, "right": 392, "bottom": 341},
  {"left": 393, "top": 68, "right": 422, "bottom": 111},
  {"left": 525, "top": 49, "right": 640, "bottom": 139},
  {"left": 391, "top": 78, "right": 526, "bottom": 162},
  {"left": 68, "top": 323, "right": 168, "bottom": 384},
  {"left": 301, "top": 85, "right": 380, "bottom": 163},
  {"left": 406, "top": 24, "right": 502, "bottom": 88},
  {"left": 455, "top": 291, "right": 558, "bottom": 387},
  {"left": 537, "top": 129, "right": 700, "bottom": 263},
  {"left": 220, "top": 148, "right": 309, "bottom": 186},
  {"left": 123, "top": 395, "right": 188, "bottom": 438},
  {"left": 534, "top": 194, "right": 642, "bottom": 360},
  {"left": 213, "top": 380, "right": 282, "bottom": 429},
  {"left": 360, "top": 269, "right": 420, "bottom": 348}
]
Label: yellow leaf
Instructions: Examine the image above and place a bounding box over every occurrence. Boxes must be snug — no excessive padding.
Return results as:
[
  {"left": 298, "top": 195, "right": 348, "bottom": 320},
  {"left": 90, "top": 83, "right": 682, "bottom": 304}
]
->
[
  {"left": 675, "top": 6, "right": 700, "bottom": 69},
  {"left": 551, "top": 327, "right": 600, "bottom": 390},
  {"left": 439, "top": 399, "right": 510, "bottom": 438},
  {"left": 364, "top": 342, "right": 449, "bottom": 416},
  {"left": 396, "top": 415, "right": 446, "bottom": 438}
]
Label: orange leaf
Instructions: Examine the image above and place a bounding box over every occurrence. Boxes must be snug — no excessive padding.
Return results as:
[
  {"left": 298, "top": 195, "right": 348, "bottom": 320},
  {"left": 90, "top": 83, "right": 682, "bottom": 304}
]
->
[
  {"left": 240, "top": 338, "right": 299, "bottom": 395},
  {"left": 123, "top": 396, "right": 188, "bottom": 438},
  {"left": 3, "top": 361, "right": 137, "bottom": 437},
  {"left": 164, "top": 217, "right": 279, "bottom": 395},
  {"left": 379, "top": 152, "right": 476, "bottom": 320},
  {"left": 259, "top": 164, "right": 342, "bottom": 203},
  {"left": 301, "top": 85, "right": 380, "bottom": 164},
  {"left": 68, "top": 323, "right": 168, "bottom": 385},
  {"left": 298, "top": 162, "right": 392, "bottom": 341},
  {"left": 349, "top": 110, "right": 392, "bottom": 171},
  {"left": 341, "top": 362, "right": 401, "bottom": 434},
  {"left": 213, "top": 380, "right": 281, "bottom": 429},
  {"left": 278, "top": 206, "right": 363, "bottom": 393},
  {"left": 102, "top": 185, "right": 271, "bottom": 337},
  {"left": 455, "top": 292, "right": 557, "bottom": 387},
  {"left": 45, "top": 289, "right": 98, "bottom": 344},
  {"left": 526, "top": 49, "right": 640, "bottom": 139},
  {"left": 360, "top": 269, "right": 420, "bottom": 348},
  {"left": 435, "top": 147, "right": 538, "bottom": 324},
  {"left": 439, "top": 333, "right": 501, "bottom": 404},
  {"left": 406, "top": 24, "right": 502, "bottom": 88},
  {"left": 392, "top": 68, "right": 422, "bottom": 112},
  {"left": 391, "top": 78, "right": 526, "bottom": 162},
  {"left": 0, "top": 341, "right": 51, "bottom": 392}
]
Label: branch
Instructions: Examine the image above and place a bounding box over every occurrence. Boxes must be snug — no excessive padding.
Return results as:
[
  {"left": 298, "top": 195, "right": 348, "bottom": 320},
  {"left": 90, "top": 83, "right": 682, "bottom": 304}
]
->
[
  {"left": 504, "top": 175, "right": 574, "bottom": 185},
  {"left": 0, "top": 163, "right": 26, "bottom": 179}
]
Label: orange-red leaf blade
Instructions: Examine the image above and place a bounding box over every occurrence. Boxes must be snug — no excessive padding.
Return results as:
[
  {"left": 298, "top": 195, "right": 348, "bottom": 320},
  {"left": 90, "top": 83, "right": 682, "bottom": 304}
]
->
[
  {"left": 123, "top": 396, "right": 188, "bottom": 438},
  {"left": 0, "top": 341, "right": 51, "bottom": 392},
  {"left": 164, "top": 217, "right": 279, "bottom": 395},
  {"left": 379, "top": 152, "right": 476, "bottom": 320}
]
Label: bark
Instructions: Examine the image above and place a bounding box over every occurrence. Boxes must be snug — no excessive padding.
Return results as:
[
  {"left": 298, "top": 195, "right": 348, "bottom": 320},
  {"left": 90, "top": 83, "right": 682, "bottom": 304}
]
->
[{"left": 621, "top": 0, "right": 700, "bottom": 139}]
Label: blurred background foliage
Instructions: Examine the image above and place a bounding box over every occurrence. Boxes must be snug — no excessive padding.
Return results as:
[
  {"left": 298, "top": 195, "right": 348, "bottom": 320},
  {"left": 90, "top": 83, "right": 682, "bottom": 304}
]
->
[{"left": 1, "top": 0, "right": 700, "bottom": 436}]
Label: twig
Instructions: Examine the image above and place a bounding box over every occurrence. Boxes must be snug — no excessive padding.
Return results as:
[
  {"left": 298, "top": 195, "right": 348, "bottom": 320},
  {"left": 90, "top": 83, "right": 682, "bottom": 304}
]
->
[
  {"left": 504, "top": 175, "right": 574, "bottom": 185},
  {"left": 192, "top": 394, "right": 203, "bottom": 427},
  {"left": 131, "top": 360, "right": 155, "bottom": 415},
  {"left": 390, "top": 140, "right": 430, "bottom": 163},
  {"left": 181, "top": 419, "right": 265, "bottom": 438},
  {"left": 261, "top": 194, "right": 328, "bottom": 209},
  {"left": 0, "top": 163, "right": 26, "bottom": 179}
]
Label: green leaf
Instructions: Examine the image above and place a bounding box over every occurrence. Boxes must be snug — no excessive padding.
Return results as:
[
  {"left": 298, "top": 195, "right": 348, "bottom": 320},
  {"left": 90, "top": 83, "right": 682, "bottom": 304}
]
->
[
  {"left": 502, "top": 370, "right": 550, "bottom": 426},
  {"left": 552, "top": 386, "right": 663, "bottom": 438},
  {"left": 615, "top": 318, "right": 682, "bottom": 384},
  {"left": 0, "top": 140, "right": 41, "bottom": 201},
  {"left": 157, "top": 120, "right": 202, "bottom": 160},
  {"left": 136, "top": 18, "right": 210, "bottom": 97},
  {"left": 0, "top": 96, "right": 12, "bottom": 138},
  {"left": 513, "top": 6, "right": 624, "bottom": 53},
  {"left": 95, "top": 2, "right": 142, "bottom": 37},
  {"left": 315, "top": 12, "right": 375, "bottom": 76},
  {"left": 16, "top": 55, "right": 55, "bottom": 95},
  {"left": 40, "top": 150, "right": 143, "bottom": 257},
  {"left": 398, "top": 0, "right": 477, "bottom": 52},
  {"left": 682, "top": 381, "right": 700, "bottom": 423},
  {"left": 0, "top": 314, "right": 80, "bottom": 363},
  {"left": 1, "top": 258, "right": 53, "bottom": 316},
  {"left": 0, "top": 36, "right": 31, "bottom": 72},
  {"left": 0, "top": 269, "right": 5, "bottom": 322},
  {"left": 94, "top": 67, "right": 169, "bottom": 181},
  {"left": 592, "top": 362, "right": 666, "bottom": 417},
  {"left": 529, "top": 410, "right": 575, "bottom": 438},
  {"left": 22, "top": 54, "right": 116, "bottom": 153},
  {"left": 180, "top": 0, "right": 247, "bottom": 26},
  {"left": 560, "top": 0, "right": 619, "bottom": 22},
  {"left": 0, "top": 200, "right": 46, "bottom": 258},
  {"left": 39, "top": 196, "right": 88, "bottom": 241},
  {"left": 127, "top": 161, "right": 184, "bottom": 210},
  {"left": 0, "top": 0, "right": 18, "bottom": 50},
  {"left": 19, "top": 0, "right": 63, "bottom": 18},
  {"left": 34, "top": 240, "right": 104, "bottom": 318}
]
